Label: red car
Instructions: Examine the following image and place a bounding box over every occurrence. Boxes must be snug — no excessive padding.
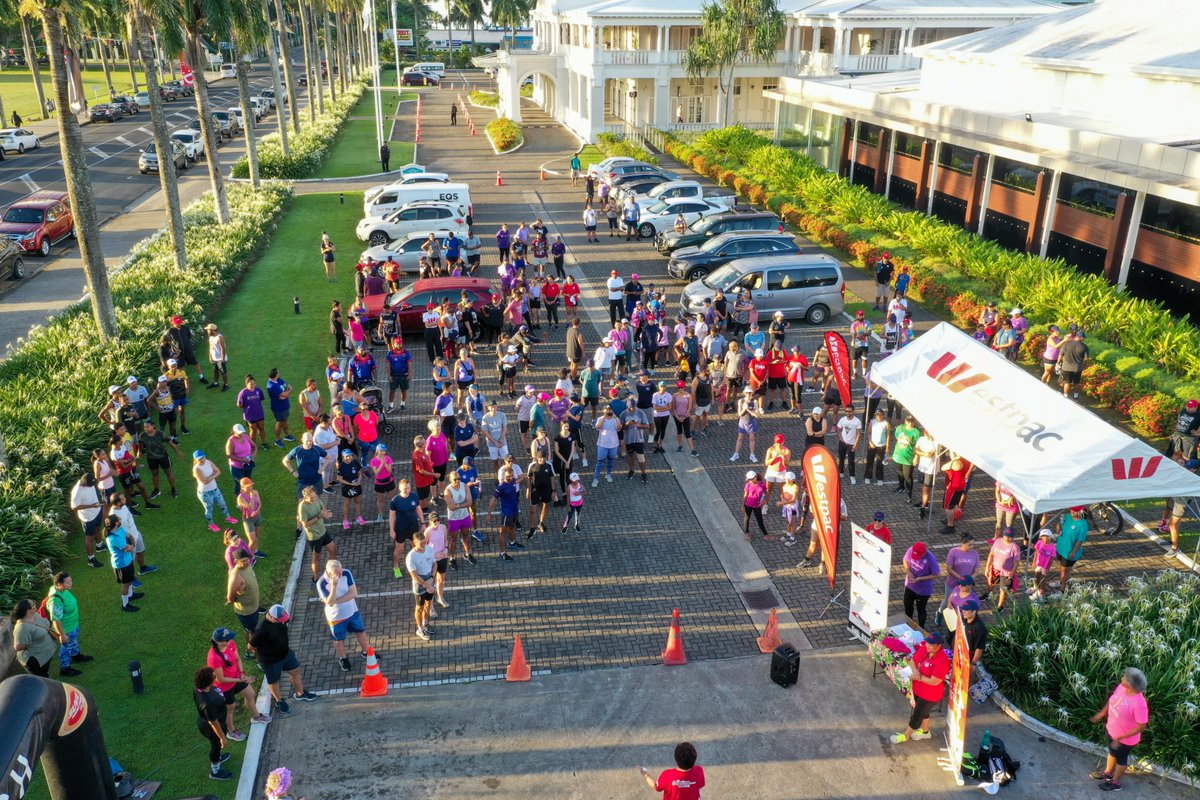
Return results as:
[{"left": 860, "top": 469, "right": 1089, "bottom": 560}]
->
[
  {"left": 364, "top": 277, "right": 494, "bottom": 334},
  {"left": 0, "top": 191, "right": 74, "bottom": 256}
]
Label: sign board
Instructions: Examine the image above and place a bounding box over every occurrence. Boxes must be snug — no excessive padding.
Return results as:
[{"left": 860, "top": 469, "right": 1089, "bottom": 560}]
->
[
  {"left": 848, "top": 522, "right": 891, "bottom": 644},
  {"left": 393, "top": 28, "right": 414, "bottom": 47},
  {"left": 944, "top": 610, "right": 971, "bottom": 783},
  {"left": 219, "top": 41, "right": 233, "bottom": 50},
  {"left": 399, "top": 163, "right": 425, "bottom": 175}
]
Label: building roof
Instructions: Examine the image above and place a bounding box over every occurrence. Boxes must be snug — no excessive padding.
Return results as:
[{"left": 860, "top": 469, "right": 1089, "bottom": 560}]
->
[
  {"left": 916, "top": 0, "right": 1200, "bottom": 77},
  {"left": 792, "top": 0, "right": 1063, "bottom": 20}
]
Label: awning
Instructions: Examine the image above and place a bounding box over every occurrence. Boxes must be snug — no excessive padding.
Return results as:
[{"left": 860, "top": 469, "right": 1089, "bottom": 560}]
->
[{"left": 868, "top": 323, "right": 1200, "bottom": 513}]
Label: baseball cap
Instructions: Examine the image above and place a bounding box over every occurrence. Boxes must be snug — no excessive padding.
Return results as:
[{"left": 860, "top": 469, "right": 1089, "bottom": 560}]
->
[
  {"left": 212, "top": 626, "right": 236, "bottom": 642},
  {"left": 925, "top": 631, "right": 945, "bottom": 645},
  {"left": 126, "top": 376, "right": 138, "bottom": 384},
  {"left": 676, "top": 380, "right": 686, "bottom": 388},
  {"left": 1186, "top": 458, "right": 1200, "bottom": 470},
  {"left": 157, "top": 375, "right": 168, "bottom": 383},
  {"left": 239, "top": 477, "right": 254, "bottom": 488},
  {"left": 538, "top": 392, "right": 550, "bottom": 401},
  {"left": 192, "top": 450, "right": 206, "bottom": 459},
  {"left": 745, "top": 471, "right": 757, "bottom": 480},
  {"left": 377, "top": 443, "right": 388, "bottom": 452},
  {"left": 610, "top": 269, "right": 618, "bottom": 276},
  {"left": 107, "top": 384, "right": 120, "bottom": 395},
  {"left": 962, "top": 600, "right": 981, "bottom": 612},
  {"left": 166, "top": 358, "right": 178, "bottom": 366},
  {"left": 1187, "top": 399, "right": 1199, "bottom": 410},
  {"left": 171, "top": 315, "right": 183, "bottom": 325},
  {"left": 910, "top": 541, "right": 927, "bottom": 558},
  {"left": 1069, "top": 506, "right": 1085, "bottom": 514},
  {"left": 524, "top": 384, "right": 535, "bottom": 392},
  {"left": 1037, "top": 528, "right": 1053, "bottom": 538},
  {"left": 873, "top": 511, "right": 886, "bottom": 521},
  {"left": 754, "top": 349, "right": 764, "bottom": 357},
  {"left": 784, "top": 471, "right": 796, "bottom": 481},
  {"left": 569, "top": 472, "right": 579, "bottom": 482},
  {"left": 959, "top": 574, "right": 975, "bottom": 586},
  {"left": 774, "top": 434, "right": 785, "bottom": 444},
  {"left": 1002, "top": 526, "right": 1015, "bottom": 536},
  {"left": 267, "top": 604, "right": 290, "bottom": 622},
  {"left": 554, "top": 388, "right": 565, "bottom": 397},
  {"left": 233, "top": 423, "right": 246, "bottom": 434},
  {"left": 331, "top": 371, "right": 344, "bottom": 380},
  {"left": 856, "top": 310, "right": 865, "bottom": 318},
  {"left": 631, "top": 273, "right": 639, "bottom": 280},
  {"left": 811, "top": 406, "right": 823, "bottom": 415}
]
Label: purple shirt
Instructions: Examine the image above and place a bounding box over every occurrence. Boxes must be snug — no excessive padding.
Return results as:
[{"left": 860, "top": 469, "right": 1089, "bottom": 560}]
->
[
  {"left": 944, "top": 547, "right": 980, "bottom": 589},
  {"left": 551, "top": 241, "right": 566, "bottom": 257},
  {"left": 548, "top": 397, "right": 570, "bottom": 421},
  {"left": 496, "top": 229, "right": 511, "bottom": 248},
  {"left": 237, "top": 387, "right": 265, "bottom": 423},
  {"left": 903, "top": 549, "right": 940, "bottom": 597}
]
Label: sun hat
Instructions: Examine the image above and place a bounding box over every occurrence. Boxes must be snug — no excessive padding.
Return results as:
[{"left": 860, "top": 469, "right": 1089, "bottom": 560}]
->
[
  {"left": 784, "top": 471, "right": 796, "bottom": 481},
  {"left": 569, "top": 472, "right": 579, "bottom": 482}
]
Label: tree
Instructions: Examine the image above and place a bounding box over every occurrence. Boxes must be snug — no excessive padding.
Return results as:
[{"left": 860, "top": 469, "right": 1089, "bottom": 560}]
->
[
  {"left": 260, "top": 0, "right": 289, "bottom": 151},
  {"left": 21, "top": 0, "right": 118, "bottom": 340},
  {"left": 683, "top": 0, "right": 784, "bottom": 126},
  {"left": 271, "top": 0, "right": 302, "bottom": 133},
  {"left": 130, "top": 0, "right": 188, "bottom": 269},
  {"left": 18, "top": 15, "right": 48, "bottom": 116},
  {"left": 232, "top": 1, "right": 268, "bottom": 188},
  {"left": 489, "top": 0, "right": 529, "bottom": 49},
  {"left": 453, "top": 0, "right": 483, "bottom": 50},
  {"left": 295, "top": 0, "right": 318, "bottom": 121},
  {"left": 182, "top": 0, "right": 236, "bottom": 223}
]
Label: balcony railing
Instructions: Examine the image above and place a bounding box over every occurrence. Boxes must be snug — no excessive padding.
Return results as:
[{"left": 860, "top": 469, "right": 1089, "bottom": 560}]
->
[{"left": 841, "top": 53, "right": 917, "bottom": 73}]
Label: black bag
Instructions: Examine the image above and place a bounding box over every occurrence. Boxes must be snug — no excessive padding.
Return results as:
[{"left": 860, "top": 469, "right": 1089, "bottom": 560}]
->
[
  {"left": 977, "top": 736, "right": 1021, "bottom": 785},
  {"left": 769, "top": 643, "right": 800, "bottom": 688}
]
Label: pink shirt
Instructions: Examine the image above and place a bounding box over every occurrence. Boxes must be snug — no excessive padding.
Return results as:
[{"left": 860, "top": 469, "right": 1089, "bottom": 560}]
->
[
  {"left": 228, "top": 435, "right": 253, "bottom": 468},
  {"left": 354, "top": 411, "right": 379, "bottom": 443},
  {"left": 206, "top": 641, "right": 243, "bottom": 692},
  {"left": 1033, "top": 539, "right": 1057, "bottom": 571},
  {"left": 1106, "top": 684, "right": 1148, "bottom": 746},
  {"left": 426, "top": 524, "right": 448, "bottom": 559},
  {"left": 370, "top": 455, "right": 394, "bottom": 484},
  {"left": 349, "top": 319, "right": 365, "bottom": 341},
  {"left": 988, "top": 538, "right": 1022, "bottom": 575},
  {"left": 425, "top": 433, "right": 449, "bottom": 466},
  {"left": 743, "top": 481, "right": 767, "bottom": 508}
]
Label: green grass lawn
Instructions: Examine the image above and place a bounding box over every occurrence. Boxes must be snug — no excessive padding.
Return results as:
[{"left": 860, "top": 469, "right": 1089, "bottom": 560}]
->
[
  {"left": 0, "top": 64, "right": 153, "bottom": 121},
  {"left": 314, "top": 117, "right": 415, "bottom": 178},
  {"left": 22, "top": 193, "right": 364, "bottom": 800},
  {"left": 574, "top": 144, "right": 605, "bottom": 169},
  {"left": 347, "top": 89, "right": 416, "bottom": 120}
]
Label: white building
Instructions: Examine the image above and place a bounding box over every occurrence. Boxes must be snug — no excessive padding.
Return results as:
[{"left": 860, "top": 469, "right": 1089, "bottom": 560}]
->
[{"left": 481, "top": 0, "right": 1064, "bottom": 142}]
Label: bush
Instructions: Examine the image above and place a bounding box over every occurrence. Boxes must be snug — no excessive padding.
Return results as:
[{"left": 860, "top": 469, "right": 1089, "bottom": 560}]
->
[
  {"left": 0, "top": 184, "right": 292, "bottom": 608},
  {"left": 486, "top": 118, "right": 522, "bottom": 152},
  {"left": 595, "top": 132, "right": 659, "bottom": 165},
  {"left": 1128, "top": 393, "right": 1178, "bottom": 437},
  {"left": 232, "top": 80, "right": 366, "bottom": 179},
  {"left": 469, "top": 90, "right": 499, "bottom": 108},
  {"left": 988, "top": 571, "right": 1200, "bottom": 778}
]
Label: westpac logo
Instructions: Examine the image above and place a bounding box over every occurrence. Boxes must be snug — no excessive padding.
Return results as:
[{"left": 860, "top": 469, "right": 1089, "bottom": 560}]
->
[
  {"left": 1111, "top": 456, "right": 1162, "bottom": 481},
  {"left": 926, "top": 352, "right": 991, "bottom": 393}
]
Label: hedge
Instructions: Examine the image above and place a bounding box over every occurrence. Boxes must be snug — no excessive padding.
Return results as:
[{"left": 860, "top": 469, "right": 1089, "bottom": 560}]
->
[
  {"left": 666, "top": 126, "right": 1199, "bottom": 438},
  {"left": 232, "top": 80, "right": 366, "bottom": 179},
  {"left": 469, "top": 90, "right": 499, "bottom": 108},
  {"left": 0, "top": 184, "right": 293, "bottom": 608},
  {"left": 486, "top": 118, "right": 522, "bottom": 152},
  {"left": 596, "top": 132, "right": 659, "bottom": 166}
]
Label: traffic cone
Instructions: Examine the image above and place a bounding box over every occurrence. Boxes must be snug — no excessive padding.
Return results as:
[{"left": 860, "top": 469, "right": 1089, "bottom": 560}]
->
[
  {"left": 359, "top": 647, "right": 388, "bottom": 697},
  {"left": 496, "top": 170, "right": 503, "bottom": 186},
  {"left": 506, "top": 634, "right": 531, "bottom": 682},
  {"left": 415, "top": 130, "right": 421, "bottom": 143},
  {"left": 661, "top": 608, "right": 687, "bottom": 666},
  {"left": 470, "top": 125, "right": 476, "bottom": 136},
  {"left": 757, "top": 608, "right": 782, "bottom": 654},
  {"left": 540, "top": 167, "right": 547, "bottom": 181}
]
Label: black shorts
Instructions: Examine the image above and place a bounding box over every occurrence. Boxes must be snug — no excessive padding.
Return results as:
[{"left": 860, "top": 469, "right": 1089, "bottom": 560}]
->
[
  {"left": 908, "top": 696, "right": 939, "bottom": 731},
  {"left": 435, "top": 558, "right": 448, "bottom": 575},
  {"left": 529, "top": 298, "right": 541, "bottom": 309},
  {"left": 627, "top": 441, "right": 645, "bottom": 455},
  {"left": 221, "top": 682, "right": 250, "bottom": 704},
  {"left": 519, "top": 420, "right": 531, "bottom": 433},
  {"left": 417, "top": 484, "right": 432, "bottom": 500},
  {"left": 854, "top": 346, "right": 869, "bottom": 359},
  {"left": 1107, "top": 738, "right": 1135, "bottom": 767},
  {"left": 585, "top": 397, "right": 598, "bottom": 408},
  {"left": 531, "top": 487, "right": 553, "bottom": 504},
  {"left": 115, "top": 564, "right": 135, "bottom": 584},
  {"left": 1061, "top": 370, "right": 1081, "bottom": 383},
  {"left": 1057, "top": 555, "right": 1078, "bottom": 568},
  {"left": 158, "top": 408, "right": 177, "bottom": 424},
  {"left": 342, "top": 484, "right": 362, "bottom": 498},
  {"left": 374, "top": 479, "right": 396, "bottom": 494},
  {"left": 415, "top": 591, "right": 432, "bottom": 606},
  {"left": 389, "top": 375, "right": 410, "bottom": 392},
  {"left": 308, "top": 532, "right": 333, "bottom": 553},
  {"left": 118, "top": 471, "right": 140, "bottom": 488},
  {"left": 146, "top": 456, "right": 171, "bottom": 471},
  {"left": 260, "top": 650, "right": 300, "bottom": 684},
  {"left": 920, "top": 471, "right": 936, "bottom": 487},
  {"left": 432, "top": 463, "right": 447, "bottom": 480},
  {"left": 767, "top": 376, "right": 787, "bottom": 390}
]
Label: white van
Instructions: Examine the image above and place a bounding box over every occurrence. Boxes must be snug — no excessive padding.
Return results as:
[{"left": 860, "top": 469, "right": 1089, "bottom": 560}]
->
[
  {"left": 363, "top": 181, "right": 472, "bottom": 220},
  {"left": 405, "top": 62, "right": 446, "bottom": 78}
]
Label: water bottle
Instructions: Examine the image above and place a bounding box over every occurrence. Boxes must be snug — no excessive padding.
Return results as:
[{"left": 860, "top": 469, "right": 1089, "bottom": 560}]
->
[{"left": 980, "top": 729, "right": 992, "bottom": 753}]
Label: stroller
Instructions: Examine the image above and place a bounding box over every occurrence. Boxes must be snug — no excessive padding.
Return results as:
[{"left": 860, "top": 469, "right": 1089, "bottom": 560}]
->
[{"left": 357, "top": 385, "right": 396, "bottom": 435}]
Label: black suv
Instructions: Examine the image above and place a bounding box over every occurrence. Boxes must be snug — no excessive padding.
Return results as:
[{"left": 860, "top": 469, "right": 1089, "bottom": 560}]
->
[
  {"left": 656, "top": 210, "right": 783, "bottom": 255},
  {"left": 667, "top": 232, "right": 803, "bottom": 281}
]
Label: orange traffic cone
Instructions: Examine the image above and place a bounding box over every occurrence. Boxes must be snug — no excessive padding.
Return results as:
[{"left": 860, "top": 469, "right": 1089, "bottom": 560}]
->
[
  {"left": 662, "top": 608, "right": 688, "bottom": 666},
  {"left": 506, "top": 634, "right": 531, "bottom": 681},
  {"left": 757, "top": 608, "right": 782, "bottom": 654},
  {"left": 540, "top": 167, "right": 547, "bottom": 181},
  {"left": 415, "top": 131, "right": 421, "bottom": 143},
  {"left": 496, "top": 170, "right": 503, "bottom": 186},
  {"left": 359, "top": 647, "right": 388, "bottom": 697},
  {"left": 470, "top": 126, "right": 477, "bottom": 136}
]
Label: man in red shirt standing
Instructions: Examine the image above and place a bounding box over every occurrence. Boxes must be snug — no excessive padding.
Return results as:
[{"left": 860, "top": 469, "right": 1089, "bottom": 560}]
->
[
  {"left": 411, "top": 435, "right": 438, "bottom": 515},
  {"left": 640, "top": 742, "right": 704, "bottom": 800},
  {"left": 542, "top": 276, "right": 562, "bottom": 330},
  {"left": 747, "top": 349, "right": 769, "bottom": 399},
  {"left": 764, "top": 341, "right": 789, "bottom": 411},
  {"left": 890, "top": 631, "right": 950, "bottom": 744}
]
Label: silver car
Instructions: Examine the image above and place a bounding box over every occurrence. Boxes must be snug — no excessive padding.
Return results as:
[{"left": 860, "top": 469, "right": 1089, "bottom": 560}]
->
[{"left": 679, "top": 254, "right": 844, "bottom": 325}]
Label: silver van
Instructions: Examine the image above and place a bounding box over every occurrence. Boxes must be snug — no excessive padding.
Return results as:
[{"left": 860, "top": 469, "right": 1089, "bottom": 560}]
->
[{"left": 679, "top": 254, "right": 845, "bottom": 325}]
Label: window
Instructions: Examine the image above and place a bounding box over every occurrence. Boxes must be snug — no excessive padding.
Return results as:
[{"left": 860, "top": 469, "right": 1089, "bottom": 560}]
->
[
  {"left": 680, "top": 203, "right": 707, "bottom": 213},
  {"left": 894, "top": 132, "right": 925, "bottom": 158},
  {"left": 396, "top": 209, "right": 420, "bottom": 221},
  {"left": 377, "top": 192, "right": 398, "bottom": 206},
  {"left": 1057, "top": 173, "right": 1121, "bottom": 217},
  {"left": 719, "top": 241, "right": 745, "bottom": 256},
  {"left": 418, "top": 208, "right": 448, "bottom": 220},
  {"left": 804, "top": 266, "right": 840, "bottom": 287},
  {"left": 767, "top": 267, "right": 806, "bottom": 291},
  {"left": 937, "top": 143, "right": 980, "bottom": 174},
  {"left": 761, "top": 79, "right": 779, "bottom": 92},
  {"left": 402, "top": 239, "right": 425, "bottom": 253},
  {"left": 739, "top": 272, "right": 763, "bottom": 290},
  {"left": 991, "top": 156, "right": 1040, "bottom": 194},
  {"left": 856, "top": 122, "right": 882, "bottom": 148}
]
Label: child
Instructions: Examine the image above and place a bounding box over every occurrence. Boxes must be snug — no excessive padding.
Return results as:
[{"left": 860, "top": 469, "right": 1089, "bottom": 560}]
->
[
  {"left": 563, "top": 472, "right": 585, "bottom": 532},
  {"left": 778, "top": 471, "right": 801, "bottom": 547},
  {"left": 337, "top": 449, "right": 365, "bottom": 528},
  {"left": 1031, "top": 528, "right": 1057, "bottom": 600},
  {"left": 235, "top": 477, "right": 264, "bottom": 557},
  {"left": 424, "top": 513, "right": 450, "bottom": 612}
]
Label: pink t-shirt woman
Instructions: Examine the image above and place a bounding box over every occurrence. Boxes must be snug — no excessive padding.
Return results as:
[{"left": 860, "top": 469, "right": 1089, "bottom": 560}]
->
[
  {"left": 743, "top": 479, "right": 767, "bottom": 509},
  {"left": 425, "top": 431, "right": 449, "bottom": 467}
]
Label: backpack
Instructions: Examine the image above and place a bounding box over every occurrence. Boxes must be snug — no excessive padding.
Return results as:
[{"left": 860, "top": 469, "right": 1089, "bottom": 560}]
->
[
  {"left": 37, "top": 594, "right": 56, "bottom": 621},
  {"left": 977, "top": 736, "right": 1021, "bottom": 785}
]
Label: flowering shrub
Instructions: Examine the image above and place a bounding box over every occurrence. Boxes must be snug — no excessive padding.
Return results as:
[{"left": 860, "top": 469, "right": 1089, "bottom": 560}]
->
[
  {"left": 468, "top": 90, "right": 499, "bottom": 108},
  {"left": 486, "top": 118, "right": 523, "bottom": 152},
  {"left": 719, "top": 169, "right": 738, "bottom": 187},
  {"left": 747, "top": 184, "right": 768, "bottom": 206},
  {"left": 946, "top": 292, "right": 986, "bottom": 329},
  {"left": 988, "top": 571, "right": 1200, "bottom": 777},
  {"left": 233, "top": 81, "right": 366, "bottom": 179},
  {"left": 1128, "top": 393, "right": 1178, "bottom": 437}
]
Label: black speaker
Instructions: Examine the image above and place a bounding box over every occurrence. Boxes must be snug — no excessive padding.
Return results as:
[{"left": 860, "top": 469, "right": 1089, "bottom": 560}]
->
[{"left": 769, "top": 643, "right": 800, "bottom": 688}]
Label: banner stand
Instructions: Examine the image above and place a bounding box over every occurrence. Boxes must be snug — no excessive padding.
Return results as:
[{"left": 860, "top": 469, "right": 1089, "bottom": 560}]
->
[
  {"left": 817, "top": 589, "right": 848, "bottom": 619},
  {"left": 937, "top": 736, "right": 966, "bottom": 787}
]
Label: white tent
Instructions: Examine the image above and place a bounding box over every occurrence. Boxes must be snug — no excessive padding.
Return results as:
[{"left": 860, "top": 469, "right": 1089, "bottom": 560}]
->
[{"left": 868, "top": 323, "right": 1200, "bottom": 514}]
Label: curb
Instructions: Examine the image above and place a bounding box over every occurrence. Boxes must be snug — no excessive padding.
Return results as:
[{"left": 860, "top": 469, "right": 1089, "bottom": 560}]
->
[
  {"left": 1117, "top": 506, "right": 1199, "bottom": 572},
  {"left": 985, "top": 670, "right": 1194, "bottom": 786}
]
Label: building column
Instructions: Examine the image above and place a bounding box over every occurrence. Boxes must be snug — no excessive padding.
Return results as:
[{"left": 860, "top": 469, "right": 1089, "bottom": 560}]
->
[
  {"left": 848, "top": 119, "right": 860, "bottom": 183},
  {"left": 805, "top": 106, "right": 814, "bottom": 158},
  {"left": 883, "top": 129, "right": 897, "bottom": 197},
  {"left": 915, "top": 139, "right": 933, "bottom": 211},
  {"left": 964, "top": 154, "right": 986, "bottom": 232},
  {"left": 837, "top": 119, "right": 853, "bottom": 177},
  {"left": 924, "top": 141, "right": 941, "bottom": 215},
  {"left": 654, "top": 77, "right": 670, "bottom": 128},
  {"left": 1026, "top": 170, "right": 1052, "bottom": 253},
  {"left": 975, "top": 155, "right": 995, "bottom": 235},
  {"left": 1103, "top": 192, "right": 1136, "bottom": 284},
  {"left": 588, "top": 81, "right": 605, "bottom": 140},
  {"left": 1116, "top": 190, "right": 1146, "bottom": 288},
  {"left": 1038, "top": 169, "right": 1061, "bottom": 259},
  {"left": 832, "top": 26, "right": 844, "bottom": 60},
  {"left": 812, "top": 26, "right": 822, "bottom": 53},
  {"left": 873, "top": 129, "right": 889, "bottom": 193}
]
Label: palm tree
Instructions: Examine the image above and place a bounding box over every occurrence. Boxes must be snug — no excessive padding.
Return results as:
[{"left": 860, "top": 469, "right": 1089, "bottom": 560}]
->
[
  {"left": 20, "top": 0, "right": 117, "bottom": 340},
  {"left": 122, "top": 15, "right": 140, "bottom": 92},
  {"left": 231, "top": 2, "right": 268, "bottom": 188},
  {"left": 316, "top": 0, "right": 336, "bottom": 103},
  {"left": 453, "top": 0, "right": 483, "bottom": 50},
  {"left": 295, "top": 0, "right": 318, "bottom": 121},
  {"left": 307, "top": 0, "right": 326, "bottom": 112},
  {"left": 489, "top": 0, "right": 528, "bottom": 49},
  {"left": 18, "top": 14, "right": 48, "bottom": 116},
  {"left": 260, "top": 0, "right": 289, "bottom": 150},
  {"left": 130, "top": 0, "right": 187, "bottom": 269},
  {"left": 181, "top": 0, "right": 235, "bottom": 223},
  {"left": 270, "top": 0, "right": 301, "bottom": 133}
]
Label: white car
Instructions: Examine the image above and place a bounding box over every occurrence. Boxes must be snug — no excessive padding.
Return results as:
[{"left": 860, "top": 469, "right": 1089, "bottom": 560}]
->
[
  {"left": 355, "top": 201, "right": 469, "bottom": 246},
  {"left": 170, "top": 129, "right": 205, "bottom": 162},
  {"left": 361, "top": 173, "right": 453, "bottom": 203},
  {"left": 248, "top": 97, "right": 270, "bottom": 117},
  {"left": 219, "top": 64, "right": 237, "bottom": 79},
  {"left": 133, "top": 92, "right": 152, "bottom": 109},
  {"left": 358, "top": 233, "right": 449, "bottom": 273},
  {"left": 228, "top": 106, "right": 258, "bottom": 126},
  {"left": 590, "top": 156, "right": 638, "bottom": 177},
  {"left": 258, "top": 89, "right": 280, "bottom": 108},
  {"left": 0, "top": 128, "right": 41, "bottom": 153},
  {"left": 629, "top": 199, "right": 728, "bottom": 240}
]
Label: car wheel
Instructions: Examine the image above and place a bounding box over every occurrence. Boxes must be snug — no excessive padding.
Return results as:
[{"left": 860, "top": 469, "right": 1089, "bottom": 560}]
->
[
  {"left": 805, "top": 304, "right": 829, "bottom": 325},
  {"left": 368, "top": 231, "right": 390, "bottom": 247},
  {"left": 638, "top": 222, "right": 654, "bottom": 239},
  {"left": 17, "top": 143, "right": 24, "bottom": 153},
  {"left": 686, "top": 267, "right": 709, "bottom": 282},
  {"left": 11, "top": 257, "right": 24, "bottom": 279},
  {"left": 38, "top": 238, "right": 50, "bottom": 257}
]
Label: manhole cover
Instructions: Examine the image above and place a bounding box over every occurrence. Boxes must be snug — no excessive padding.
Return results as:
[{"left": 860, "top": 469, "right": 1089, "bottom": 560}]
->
[{"left": 740, "top": 588, "right": 779, "bottom": 610}]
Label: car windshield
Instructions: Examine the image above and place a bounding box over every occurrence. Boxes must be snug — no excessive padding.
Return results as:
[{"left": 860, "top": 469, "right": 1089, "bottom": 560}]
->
[
  {"left": 135, "top": 93, "right": 148, "bottom": 99},
  {"left": 386, "top": 282, "right": 419, "bottom": 307},
  {"left": 171, "top": 133, "right": 190, "bottom": 142},
  {"left": 701, "top": 263, "right": 742, "bottom": 290},
  {"left": 214, "top": 112, "right": 229, "bottom": 120},
  {"left": 143, "top": 143, "right": 157, "bottom": 154},
  {"left": 3, "top": 207, "right": 43, "bottom": 224},
  {"left": 689, "top": 216, "right": 718, "bottom": 234},
  {"left": 647, "top": 200, "right": 671, "bottom": 215}
]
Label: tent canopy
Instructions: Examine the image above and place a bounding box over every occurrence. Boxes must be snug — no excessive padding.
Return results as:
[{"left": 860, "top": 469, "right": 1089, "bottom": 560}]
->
[{"left": 868, "top": 323, "right": 1200, "bottom": 513}]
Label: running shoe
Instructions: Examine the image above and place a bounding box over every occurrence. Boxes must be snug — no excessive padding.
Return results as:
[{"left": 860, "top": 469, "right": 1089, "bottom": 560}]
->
[
  {"left": 293, "top": 691, "right": 318, "bottom": 701},
  {"left": 339, "top": 657, "right": 352, "bottom": 672},
  {"left": 226, "top": 731, "right": 247, "bottom": 742}
]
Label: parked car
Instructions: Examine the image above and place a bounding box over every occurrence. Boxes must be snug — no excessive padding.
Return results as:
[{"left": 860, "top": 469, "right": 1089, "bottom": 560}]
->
[
  {"left": 164, "top": 79, "right": 193, "bottom": 97},
  {"left": 400, "top": 70, "right": 439, "bottom": 86},
  {"left": 355, "top": 201, "right": 470, "bottom": 246},
  {"left": 0, "top": 190, "right": 74, "bottom": 257},
  {"left": 170, "top": 129, "right": 206, "bottom": 161},
  {"left": 602, "top": 162, "right": 677, "bottom": 185},
  {"left": 219, "top": 64, "right": 237, "bottom": 79},
  {"left": 158, "top": 85, "right": 179, "bottom": 101},
  {"left": 629, "top": 199, "right": 729, "bottom": 240},
  {"left": 667, "top": 232, "right": 804, "bottom": 281},
  {"left": 229, "top": 105, "right": 258, "bottom": 126},
  {"left": 358, "top": 232, "right": 449, "bottom": 274},
  {"left": 186, "top": 114, "right": 227, "bottom": 141},
  {"left": 363, "top": 277, "right": 493, "bottom": 327},
  {"left": 680, "top": 254, "right": 844, "bottom": 325},
  {"left": 260, "top": 88, "right": 285, "bottom": 107},
  {"left": 611, "top": 176, "right": 671, "bottom": 205},
  {"left": 0, "top": 128, "right": 41, "bottom": 153},
  {"left": 388, "top": 171, "right": 451, "bottom": 185},
  {"left": 627, "top": 180, "right": 737, "bottom": 209},
  {"left": 656, "top": 210, "right": 783, "bottom": 254},
  {"left": 0, "top": 238, "right": 26, "bottom": 279},
  {"left": 248, "top": 96, "right": 270, "bottom": 118},
  {"left": 362, "top": 181, "right": 472, "bottom": 220},
  {"left": 89, "top": 103, "right": 123, "bottom": 123},
  {"left": 110, "top": 95, "right": 139, "bottom": 116},
  {"left": 138, "top": 139, "right": 188, "bottom": 174},
  {"left": 3, "top": 50, "right": 26, "bottom": 67},
  {"left": 212, "top": 110, "right": 240, "bottom": 137}
]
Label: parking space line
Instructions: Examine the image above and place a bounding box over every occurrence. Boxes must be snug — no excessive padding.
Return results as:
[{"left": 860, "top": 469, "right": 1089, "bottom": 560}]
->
[
  {"left": 19, "top": 174, "right": 39, "bottom": 192},
  {"left": 116, "top": 136, "right": 134, "bottom": 147},
  {"left": 88, "top": 146, "right": 107, "bottom": 158}
]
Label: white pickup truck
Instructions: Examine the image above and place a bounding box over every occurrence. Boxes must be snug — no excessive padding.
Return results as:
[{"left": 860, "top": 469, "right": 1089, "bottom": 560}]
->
[{"left": 622, "top": 179, "right": 737, "bottom": 210}]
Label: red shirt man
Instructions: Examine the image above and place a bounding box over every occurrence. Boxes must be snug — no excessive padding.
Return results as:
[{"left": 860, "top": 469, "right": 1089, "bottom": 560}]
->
[
  {"left": 747, "top": 355, "right": 769, "bottom": 392},
  {"left": 641, "top": 743, "right": 705, "bottom": 800},
  {"left": 412, "top": 447, "right": 436, "bottom": 491},
  {"left": 766, "top": 345, "right": 788, "bottom": 380},
  {"left": 786, "top": 347, "right": 809, "bottom": 386}
]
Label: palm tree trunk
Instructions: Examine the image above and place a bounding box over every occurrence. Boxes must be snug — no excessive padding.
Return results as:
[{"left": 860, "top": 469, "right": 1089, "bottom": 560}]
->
[
  {"left": 297, "top": 0, "right": 318, "bottom": 123},
  {"left": 469, "top": 18, "right": 476, "bottom": 50},
  {"left": 123, "top": 17, "right": 140, "bottom": 93},
  {"left": 319, "top": 2, "right": 337, "bottom": 103},
  {"left": 133, "top": 10, "right": 187, "bottom": 270},
  {"left": 98, "top": 34, "right": 115, "bottom": 95},
  {"left": 261, "top": 0, "right": 290, "bottom": 152},
  {"left": 334, "top": 12, "right": 346, "bottom": 94},
  {"left": 272, "top": 0, "right": 302, "bottom": 134},
  {"left": 308, "top": 0, "right": 326, "bottom": 113},
  {"left": 187, "top": 34, "right": 232, "bottom": 223},
  {"left": 233, "top": 54, "right": 261, "bottom": 188},
  {"left": 20, "top": 18, "right": 47, "bottom": 120},
  {"left": 41, "top": 9, "right": 117, "bottom": 341}
]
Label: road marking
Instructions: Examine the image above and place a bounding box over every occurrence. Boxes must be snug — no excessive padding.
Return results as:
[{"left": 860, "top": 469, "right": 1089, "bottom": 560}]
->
[
  {"left": 306, "top": 579, "right": 536, "bottom": 602},
  {"left": 171, "top": 112, "right": 191, "bottom": 120},
  {"left": 313, "top": 669, "right": 553, "bottom": 696},
  {"left": 137, "top": 126, "right": 152, "bottom": 136},
  {"left": 18, "top": 174, "right": 39, "bottom": 192},
  {"left": 88, "top": 146, "right": 107, "bottom": 158},
  {"left": 116, "top": 136, "right": 134, "bottom": 147}
]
